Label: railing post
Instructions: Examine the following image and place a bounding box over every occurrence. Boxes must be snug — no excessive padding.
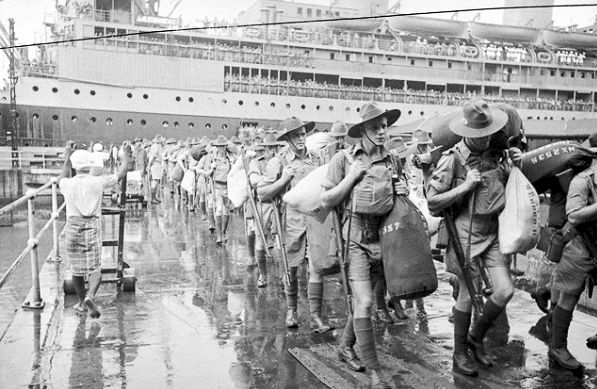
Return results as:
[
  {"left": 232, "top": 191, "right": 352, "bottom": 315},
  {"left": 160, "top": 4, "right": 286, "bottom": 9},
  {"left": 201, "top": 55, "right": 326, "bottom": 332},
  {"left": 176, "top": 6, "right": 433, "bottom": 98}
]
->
[
  {"left": 22, "top": 191, "right": 44, "bottom": 310},
  {"left": 50, "top": 177, "right": 61, "bottom": 262}
]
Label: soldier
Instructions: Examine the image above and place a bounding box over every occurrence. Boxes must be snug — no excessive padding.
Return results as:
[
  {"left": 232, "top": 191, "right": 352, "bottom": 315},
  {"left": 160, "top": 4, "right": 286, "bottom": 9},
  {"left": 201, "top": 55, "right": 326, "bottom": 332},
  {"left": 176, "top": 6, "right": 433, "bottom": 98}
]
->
[
  {"left": 247, "top": 132, "right": 283, "bottom": 287},
  {"left": 549, "top": 136, "right": 597, "bottom": 369},
  {"left": 147, "top": 135, "right": 164, "bottom": 204},
  {"left": 206, "top": 135, "right": 234, "bottom": 244},
  {"left": 426, "top": 99, "right": 522, "bottom": 377},
  {"left": 321, "top": 102, "right": 407, "bottom": 388},
  {"left": 257, "top": 117, "right": 325, "bottom": 329}
]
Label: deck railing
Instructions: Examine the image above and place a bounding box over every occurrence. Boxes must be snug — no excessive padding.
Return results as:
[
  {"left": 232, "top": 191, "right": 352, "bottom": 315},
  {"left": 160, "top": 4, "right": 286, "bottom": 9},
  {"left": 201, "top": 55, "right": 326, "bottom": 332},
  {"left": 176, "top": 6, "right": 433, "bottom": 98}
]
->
[{"left": 0, "top": 177, "right": 65, "bottom": 310}]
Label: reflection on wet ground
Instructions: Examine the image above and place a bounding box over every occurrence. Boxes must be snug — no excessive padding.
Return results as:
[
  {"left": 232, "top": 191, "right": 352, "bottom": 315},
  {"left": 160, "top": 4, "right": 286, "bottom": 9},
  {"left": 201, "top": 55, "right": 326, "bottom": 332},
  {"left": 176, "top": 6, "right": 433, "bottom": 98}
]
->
[{"left": 1, "top": 194, "right": 596, "bottom": 388}]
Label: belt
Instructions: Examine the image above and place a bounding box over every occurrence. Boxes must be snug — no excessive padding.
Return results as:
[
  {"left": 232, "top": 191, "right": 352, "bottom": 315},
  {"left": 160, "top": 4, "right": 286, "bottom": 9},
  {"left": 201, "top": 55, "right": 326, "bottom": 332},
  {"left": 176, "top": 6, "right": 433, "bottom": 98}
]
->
[{"left": 215, "top": 180, "right": 227, "bottom": 185}]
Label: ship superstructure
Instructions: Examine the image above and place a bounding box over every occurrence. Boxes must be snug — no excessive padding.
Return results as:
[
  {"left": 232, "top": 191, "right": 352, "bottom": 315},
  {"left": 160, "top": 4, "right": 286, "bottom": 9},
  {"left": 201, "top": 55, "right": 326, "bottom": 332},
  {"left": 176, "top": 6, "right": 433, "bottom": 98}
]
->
[{"left": 1, "top": 0, "right": 597, "bottom": 145}]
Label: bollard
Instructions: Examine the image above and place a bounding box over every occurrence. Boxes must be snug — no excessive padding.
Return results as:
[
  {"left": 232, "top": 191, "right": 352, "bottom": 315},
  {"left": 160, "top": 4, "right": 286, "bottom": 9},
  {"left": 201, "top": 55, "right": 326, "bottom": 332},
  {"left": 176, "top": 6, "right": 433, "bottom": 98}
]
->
[
  {"left": 50, "top": 178, "right": 61, "bottom": 262},
  {"left": 22, "top": 193, "right": 45, "bottom": 310}
]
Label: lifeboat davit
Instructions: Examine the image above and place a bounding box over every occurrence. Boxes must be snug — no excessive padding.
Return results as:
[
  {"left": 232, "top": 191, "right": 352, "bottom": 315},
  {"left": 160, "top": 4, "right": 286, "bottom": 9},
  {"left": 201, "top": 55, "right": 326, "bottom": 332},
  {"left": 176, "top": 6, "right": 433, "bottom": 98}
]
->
[
  {"left": 324, "top": 19, "right": 383, "bottom": 32},
  {"left": 469, "top": 22, "right": 539, "bottom": 44},
  {"left": 388, "top": 15, "right": 467, "bottom": 38},
  {"left": 542, "top": 29, "right": 597, "bottom": 50}
]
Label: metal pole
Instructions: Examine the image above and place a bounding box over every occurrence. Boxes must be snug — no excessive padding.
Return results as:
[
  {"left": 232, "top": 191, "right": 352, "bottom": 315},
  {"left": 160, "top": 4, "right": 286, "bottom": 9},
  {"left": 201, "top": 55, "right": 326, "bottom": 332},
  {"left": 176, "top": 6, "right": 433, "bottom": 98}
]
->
[
  {"left": 50, "top": 178, "right": 61, "bottom": 262},
  {"left": 8, "top": 19, "right": 19, "bottom": 167},
  {"left": 23, "top": 192, "right": 44, "bottom": 310}
]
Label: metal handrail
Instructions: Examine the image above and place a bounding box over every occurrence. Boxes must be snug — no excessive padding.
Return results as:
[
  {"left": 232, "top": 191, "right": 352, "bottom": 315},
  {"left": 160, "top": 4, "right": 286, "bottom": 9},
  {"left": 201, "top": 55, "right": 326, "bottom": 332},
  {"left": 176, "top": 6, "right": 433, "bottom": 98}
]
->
[{"left": 0, "top": 177, "right": 65, "bottom": 310}]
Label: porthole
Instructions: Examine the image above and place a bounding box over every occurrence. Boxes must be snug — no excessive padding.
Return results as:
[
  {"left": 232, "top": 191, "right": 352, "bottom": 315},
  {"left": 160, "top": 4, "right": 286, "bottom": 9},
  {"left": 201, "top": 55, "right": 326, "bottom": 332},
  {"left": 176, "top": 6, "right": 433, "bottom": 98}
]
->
[
  {"left": 188, "top": 122, "right": 195, "bottom": 129},
  {"left": 536, "top": 116, "right": 540, "bottom": 120},
  {"left": 163, "top": 121, "right": 169, "bottom": 128},
  {"left": 301, "top": 104, "right": 306, "bottom": 109},
  {"left": 544, "top": 116, "right": 548, "bottom": 120},
  {"left": 420, "top": 111, "right": 424, "bottom": 116},
  {"left": 550, "top": 117, "right": 553, "bottom": 120},
  {"left": 356, "top": 108, "right": 360, "bottom": 113},
  {"left": 52, "top": 87, "right": 58, "bottom": 93},
  {"left": 271, "top": 102, "right": 276, "bottom": 108},
  {"left": 572, "top": 117, "right": 576, "bottom": 120},
  {"left": 408, "top": 110, "right": 413, "bottom": 115},
  {"left": 127, "top": 93, "right": 132, "bottom": 98},
  {"left": 561, "top": 117, "right": 565, "bottom": 120},
  {"left": 140, "top": 119, "right": 147, "bottom": 126},
  {"left": 188, "top": 97, "right": 194, "bottom": 103},
  {"left": 222, "top": 99, "right": 227, "bottom": 104},
  {"left": 286, "top": 103, "right": 291, "bottom": 109},
  {"left": 239, "top": 100, "right": 244, "bottom": 105},
  {"left": 143, "top": 94, "right": 148, "bottom": 99},
  {"left": 106, "top": 118, "right": 113, "bottom": 125},
  {"left": 316, "top": 105, "right": 321, "bottom": 110},
  {"left": 255, "top": 101, "right": 260, "bottom": 106},
  {"left": 176, "top": 96, "right": 181, "bottom": 102},
  {"left": 174, "top": 121, "right": 179, "bottom": 128},
  {"left": 74, "top": 89, "right": 80, "bottom": 95},
  {"left": 32, "top": 113, "right": 39, "bottom": 119},
  {"left": 32, "top": 86, "right": 39, "bottom": 92},
  {"left": 126, "top": 119, "right": 133, "bottom": 126},
  {"left": 90, "top": 117, "right": 96, "bottom": 123},
  {"left": 329, "top": 106, "right": 334, "bottom": 111},
  {"left": 52, "top": 114, "right": 59, "bottom": 121},
  {"left": 71, "top": 115, "right": 77, "bottom": 122},
  {"left": 90, "top": 90, "right": 96, "bottom": 96}
]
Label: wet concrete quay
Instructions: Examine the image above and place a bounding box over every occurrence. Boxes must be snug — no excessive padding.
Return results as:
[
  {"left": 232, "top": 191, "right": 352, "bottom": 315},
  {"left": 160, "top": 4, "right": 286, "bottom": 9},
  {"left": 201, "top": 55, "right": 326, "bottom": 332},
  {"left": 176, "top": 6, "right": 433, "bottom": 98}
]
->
[{"left": 0, "top": 196, "right": 596, "bottom": 389}]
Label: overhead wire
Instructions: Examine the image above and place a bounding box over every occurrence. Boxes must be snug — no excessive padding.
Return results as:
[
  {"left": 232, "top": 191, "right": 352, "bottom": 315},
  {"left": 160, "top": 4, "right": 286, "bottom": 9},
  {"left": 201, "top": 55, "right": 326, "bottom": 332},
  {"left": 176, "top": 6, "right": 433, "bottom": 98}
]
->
[{"left": 1, "top": 3, "right": 597, "bottom": 50}]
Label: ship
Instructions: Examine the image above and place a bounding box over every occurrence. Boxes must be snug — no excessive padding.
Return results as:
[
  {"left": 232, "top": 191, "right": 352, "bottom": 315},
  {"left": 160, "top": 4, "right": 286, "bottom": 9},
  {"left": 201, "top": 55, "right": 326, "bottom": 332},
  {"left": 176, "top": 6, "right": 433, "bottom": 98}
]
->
[{"left": 1, "top": 0, "right": 597, "bottom": 146}]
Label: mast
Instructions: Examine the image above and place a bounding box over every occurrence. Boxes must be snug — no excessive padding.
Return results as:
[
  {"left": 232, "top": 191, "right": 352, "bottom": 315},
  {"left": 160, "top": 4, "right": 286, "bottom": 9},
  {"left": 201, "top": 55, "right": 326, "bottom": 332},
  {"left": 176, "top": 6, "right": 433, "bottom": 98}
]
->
[{"left": 8, "top": 19, "right": 18, "bottom": 166}]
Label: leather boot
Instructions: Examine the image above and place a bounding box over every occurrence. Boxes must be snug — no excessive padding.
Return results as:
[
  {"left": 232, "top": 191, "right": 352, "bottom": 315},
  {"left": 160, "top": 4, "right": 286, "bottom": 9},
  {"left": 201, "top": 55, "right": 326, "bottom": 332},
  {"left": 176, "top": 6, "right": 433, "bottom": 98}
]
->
[
  {"left": 285, "top": 309, "right": 299, "bottom": 328},
  {"left": 338, "top": 345, "right": 365, "bottom": 372},
  {"left": 388, "top": 298, "right": 409, "bottom": 320},
  {"left": 285, "top": 268, "right": 299, "bottom": 328},
  {"left": 215, "top": 216, "right": 223, "bottom": 244},
  {"left": 222, "top": 215, "right": 229, "bottom": 244},
  {"left": 308, "top": 282, "right": 333, "bottom": 333},
  {"left": 453, "top": 351, "right": 478, "bottom": 377},
  {"left": 549, "top": 347, "right": 583, "bottom": 370},
  {"left": 466, "top": 334, "right": 495, "bottom": 367},
  {"left": 368, "top": 369, "right": 391, "bottom": 389}
]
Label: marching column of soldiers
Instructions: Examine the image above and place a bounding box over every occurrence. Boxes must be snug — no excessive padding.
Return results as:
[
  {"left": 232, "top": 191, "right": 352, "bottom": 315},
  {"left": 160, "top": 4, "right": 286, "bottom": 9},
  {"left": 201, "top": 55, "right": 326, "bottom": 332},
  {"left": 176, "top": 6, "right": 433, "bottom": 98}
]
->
[{"left": 82, "top": 99, "right": 597, "bottom": 388}]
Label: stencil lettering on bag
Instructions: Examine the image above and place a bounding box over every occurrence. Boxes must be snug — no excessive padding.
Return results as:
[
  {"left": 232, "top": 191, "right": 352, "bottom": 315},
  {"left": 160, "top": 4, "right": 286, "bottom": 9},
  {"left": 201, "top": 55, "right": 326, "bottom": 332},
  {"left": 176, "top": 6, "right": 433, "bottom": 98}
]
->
[{"left": 381, "top": 222, "right": 401, "bottom": 235}]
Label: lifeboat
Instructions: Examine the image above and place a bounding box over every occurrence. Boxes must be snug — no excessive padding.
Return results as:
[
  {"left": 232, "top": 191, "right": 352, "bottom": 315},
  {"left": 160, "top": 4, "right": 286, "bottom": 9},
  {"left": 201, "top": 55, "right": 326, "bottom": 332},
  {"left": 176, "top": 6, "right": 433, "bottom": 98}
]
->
[
  {"left": 536, "top": 51, "right": 553, "bottom": 63},
  {"left": 388, "top": 15, "right": 467, "bottom": 38},
  {"left": 469, "top": 22, "right": 539, "bottom": 44},
  {"left": 324, "top": 19, "right": 383, "bottom": 32},
  {"left": 542, "top": 29, "right": 597, "bottom": 50},
  {"left": 244, "top": 27, "right": 261, "bottom": 39},
  {"left": 292, "top": 30, "right": 311, "bottom": 42}
]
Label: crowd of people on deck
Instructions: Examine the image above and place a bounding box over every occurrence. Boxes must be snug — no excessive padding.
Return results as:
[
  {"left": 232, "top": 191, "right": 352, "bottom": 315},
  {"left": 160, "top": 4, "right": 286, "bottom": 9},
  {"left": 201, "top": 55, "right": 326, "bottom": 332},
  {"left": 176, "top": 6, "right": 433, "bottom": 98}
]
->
[
  {"left": 224, "top": 74, "right": 596, "bottom": 112},
  {"left": 58, "top": 99, "right": 597, "bottom": 388}
]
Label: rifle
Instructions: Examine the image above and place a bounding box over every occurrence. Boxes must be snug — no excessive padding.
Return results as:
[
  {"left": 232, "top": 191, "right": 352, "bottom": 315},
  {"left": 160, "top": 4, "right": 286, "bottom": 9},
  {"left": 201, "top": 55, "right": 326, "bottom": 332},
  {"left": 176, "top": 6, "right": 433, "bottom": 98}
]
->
[
  {"left": 271, "top": 199, "right": 291, "bottom": 287},
  {"left": 240, "top": 154, "right": 272, "bottom": 258},
  {"left": 442, "top": 207, "right": 484, "bottom": 318},
  {"left": 332, "top": 203, "right": 353, "bottom": 315}
]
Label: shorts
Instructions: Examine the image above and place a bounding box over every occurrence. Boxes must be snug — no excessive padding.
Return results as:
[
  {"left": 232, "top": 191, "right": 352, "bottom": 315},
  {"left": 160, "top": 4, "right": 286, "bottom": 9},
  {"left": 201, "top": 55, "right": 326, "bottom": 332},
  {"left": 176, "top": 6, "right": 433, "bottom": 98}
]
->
[
  {"left": 552, "top": 236, "right": 597, "bottom": 295},
  {"left": 445, "top": 236, "right": 509, "bottom": 279},
  {"left": 344, "top": 214, "right": 383, "bottom": 282},
  {"left": 286, "top": 209, "right": 308, "bottom": 267}
]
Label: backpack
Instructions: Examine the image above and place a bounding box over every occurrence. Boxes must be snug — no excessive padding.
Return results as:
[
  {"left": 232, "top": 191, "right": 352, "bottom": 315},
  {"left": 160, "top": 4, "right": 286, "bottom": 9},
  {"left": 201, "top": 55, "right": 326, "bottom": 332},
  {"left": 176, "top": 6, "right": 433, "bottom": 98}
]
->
[{"left": 346, "top": 150, "right": 397, "bottom": 216}]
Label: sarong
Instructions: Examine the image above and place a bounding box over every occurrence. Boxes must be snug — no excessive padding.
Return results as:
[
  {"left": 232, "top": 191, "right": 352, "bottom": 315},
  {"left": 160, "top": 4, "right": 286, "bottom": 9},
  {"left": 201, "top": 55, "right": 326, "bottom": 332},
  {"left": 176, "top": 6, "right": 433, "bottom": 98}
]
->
[{"left": 64, "top": 216, "right": 102, "bottom": 276}]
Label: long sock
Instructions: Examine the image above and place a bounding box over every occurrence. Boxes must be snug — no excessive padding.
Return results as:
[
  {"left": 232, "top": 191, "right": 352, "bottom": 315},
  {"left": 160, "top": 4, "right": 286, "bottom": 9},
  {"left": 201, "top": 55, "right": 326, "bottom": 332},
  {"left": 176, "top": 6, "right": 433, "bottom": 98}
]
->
[
  {"left": 552, "top": 305, "right": 574, "bottom": 349},
  {"left": 341, "top": 314, "right": 356, "bottom": 347},
  {"left": 200, "top": 201, "right": 206, "bottom": 216},
  {"left": 222, "top": 215, "right": 229, "bottom": 234},
  {"left": 373, "top": 279, "right": 387, "bottom": 310},
  {"left": 453, "top": 309, "right": 472, "bottom": 354},
  {"left": 308, "top": 282, "right": 324, "bottom": 316},
  {"left": 257, "top": 249, "right": 267, "bottom": 277},
  {"left": 285, "top": 267, "right": 298, "bottom": 311},
  {"left": 353, "top": 317, "right": 380, "bottom": 370},
  {"left": 247, "top": 233, "right": 256, "bottom": 259},
  {"left": 215, "top": 216, "right": 222, "bottom": 239},
  {"left": 470, "top": 298, "right": 505, "bottom": 341},
  {"left": 207, "top": 209, "right": 215, "bottom": 229}
]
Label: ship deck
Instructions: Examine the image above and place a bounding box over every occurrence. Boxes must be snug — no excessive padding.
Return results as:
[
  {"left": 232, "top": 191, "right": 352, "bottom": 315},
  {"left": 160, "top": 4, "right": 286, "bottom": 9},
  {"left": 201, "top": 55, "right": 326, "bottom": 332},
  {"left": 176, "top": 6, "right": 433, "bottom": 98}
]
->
[{"left": 0, "top": 196, "right": 596, "bottom": 389}]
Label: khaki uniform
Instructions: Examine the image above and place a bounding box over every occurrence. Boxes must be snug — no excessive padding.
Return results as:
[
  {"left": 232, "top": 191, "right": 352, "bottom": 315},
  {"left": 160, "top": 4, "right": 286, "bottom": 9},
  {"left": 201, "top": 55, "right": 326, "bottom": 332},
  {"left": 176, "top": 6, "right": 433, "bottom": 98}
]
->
[
  {"left": 427, "top": 140, "right": 509, "bottom": 278},
  {"left": 259, "top": 148, "right": 322, "bottom": 266},
  {"left": 552, "top": 165, "right": 597, "bottom": 294}
]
